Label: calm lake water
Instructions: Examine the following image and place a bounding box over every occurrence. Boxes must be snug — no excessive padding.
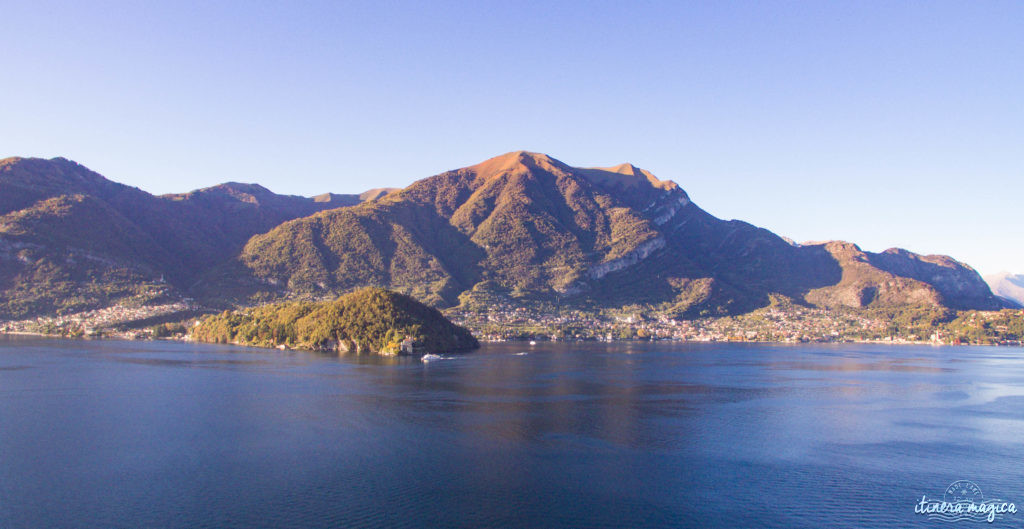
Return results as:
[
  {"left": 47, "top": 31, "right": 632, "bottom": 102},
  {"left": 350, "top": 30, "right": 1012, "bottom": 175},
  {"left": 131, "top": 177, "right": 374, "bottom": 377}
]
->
[{"left": 2, "top": 336, "right": 1024, "bottom": 528}]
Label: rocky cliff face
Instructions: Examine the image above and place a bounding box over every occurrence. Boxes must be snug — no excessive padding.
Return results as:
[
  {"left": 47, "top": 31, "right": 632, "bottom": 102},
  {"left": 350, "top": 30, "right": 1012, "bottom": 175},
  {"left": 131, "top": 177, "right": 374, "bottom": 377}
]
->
[
  {"left": 868, "top": 248, "right": 1003, "bottom": 310},
  {"left": 804, "top": 242, "right": 943, "bottom": 309}
]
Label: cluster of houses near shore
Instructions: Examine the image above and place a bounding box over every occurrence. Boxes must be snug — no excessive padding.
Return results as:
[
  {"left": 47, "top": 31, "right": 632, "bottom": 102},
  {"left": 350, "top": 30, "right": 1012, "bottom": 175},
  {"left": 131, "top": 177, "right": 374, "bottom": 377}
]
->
[
  {"left": 0, "top": 302, "right": 196, "bottom": 338},
  {"left": 449, "top": 302, "right": 1024, "bottom": 346},
  {"left": 3, "top": 296, "right": 1022, "bottom": 347}
]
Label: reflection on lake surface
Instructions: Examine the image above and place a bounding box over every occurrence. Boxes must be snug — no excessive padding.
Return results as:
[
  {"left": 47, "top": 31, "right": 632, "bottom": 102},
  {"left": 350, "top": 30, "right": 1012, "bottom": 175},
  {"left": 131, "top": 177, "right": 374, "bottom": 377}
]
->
[{"left": 2, "top": 336, "right": 1024, "bottom": 528}]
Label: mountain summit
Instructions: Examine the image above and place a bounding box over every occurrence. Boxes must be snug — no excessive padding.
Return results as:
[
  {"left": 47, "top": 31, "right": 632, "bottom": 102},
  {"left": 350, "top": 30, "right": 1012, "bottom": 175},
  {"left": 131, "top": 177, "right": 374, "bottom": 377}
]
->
[{"left": 228, "top": 152, "right": 1005, "bottom": 315}]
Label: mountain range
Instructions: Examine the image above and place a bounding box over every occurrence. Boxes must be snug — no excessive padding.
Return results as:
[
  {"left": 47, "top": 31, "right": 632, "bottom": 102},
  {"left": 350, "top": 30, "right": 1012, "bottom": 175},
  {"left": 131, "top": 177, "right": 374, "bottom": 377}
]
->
[
  {"left": 0, "top": 152, "right": 1008, "bottom": 321},
  {"left": 0, "top": 156, "right": 392, "bottom": 318}
]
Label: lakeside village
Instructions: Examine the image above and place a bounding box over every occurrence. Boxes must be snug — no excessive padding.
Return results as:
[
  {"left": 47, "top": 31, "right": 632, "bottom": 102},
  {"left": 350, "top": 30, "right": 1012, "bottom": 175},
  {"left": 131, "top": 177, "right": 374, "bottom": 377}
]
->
[
  {"left": 448, "top": 302, "right": 1024, "bottom": 346},
  {"left": 0, "top": 301, "right": 201, "bottom": 340},
  {"left": 3, "top": 296, "right": 1022, "bottom": 347}
]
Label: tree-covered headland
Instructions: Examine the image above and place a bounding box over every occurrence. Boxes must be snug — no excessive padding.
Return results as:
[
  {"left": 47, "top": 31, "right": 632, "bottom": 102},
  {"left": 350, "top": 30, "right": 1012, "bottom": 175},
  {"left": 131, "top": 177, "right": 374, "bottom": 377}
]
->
[{"left": 190, "top": 287, "right": 479, "bottom": 354}]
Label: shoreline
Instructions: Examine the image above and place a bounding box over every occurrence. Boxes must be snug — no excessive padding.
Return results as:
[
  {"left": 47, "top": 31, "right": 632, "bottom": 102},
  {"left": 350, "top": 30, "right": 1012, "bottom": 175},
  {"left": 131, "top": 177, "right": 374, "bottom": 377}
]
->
[{"left": 2, "top": 330, "right": 1019, "bottom": 348}]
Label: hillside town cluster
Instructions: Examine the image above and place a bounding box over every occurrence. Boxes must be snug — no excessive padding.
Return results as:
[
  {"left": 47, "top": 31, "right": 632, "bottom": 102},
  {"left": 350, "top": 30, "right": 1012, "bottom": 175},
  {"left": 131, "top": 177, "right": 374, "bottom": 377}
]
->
[
  {"left": 449, "top": 305, "right": 883, "bottom": 343},
  {"left": 2, "top": 297, "right": 1023, "bottom": 347},
  {"left": 448, "top": 302, "right": 1024, "bottom": 346},
  {"left": 0, "top": 302, "right": 197, "bottom": 339}
]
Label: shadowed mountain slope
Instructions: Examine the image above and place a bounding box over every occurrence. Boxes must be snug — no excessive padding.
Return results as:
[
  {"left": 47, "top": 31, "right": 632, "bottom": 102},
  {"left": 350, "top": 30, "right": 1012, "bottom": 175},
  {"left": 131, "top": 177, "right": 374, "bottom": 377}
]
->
[{"left": 0, "top": 157, "right": 384, "bottom": 318}]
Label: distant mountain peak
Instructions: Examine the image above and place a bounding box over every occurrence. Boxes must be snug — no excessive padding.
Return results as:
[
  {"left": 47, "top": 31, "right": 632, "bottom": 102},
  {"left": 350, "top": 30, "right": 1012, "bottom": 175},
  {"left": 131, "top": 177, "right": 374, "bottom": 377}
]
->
[
  {"left": 985, "top": 272, "right": 1024, "bottom": 307},
  {"left": 358, "top": 188, "right": 398, "bottom": 202},
  {"left": 214, "top": 182, "right": 271, "bottom": 193},
  {"left": 463, "top": 151, "right": 682, "bottom": 197},
  {"left": 203, "top": 182, "right": 274, "bottom": 202},
  {"left": 579, "top": 163, "right": 679, "bottom": 192},
  {"left": 467, "top": 151, "right": 571, "bottom": 181}
]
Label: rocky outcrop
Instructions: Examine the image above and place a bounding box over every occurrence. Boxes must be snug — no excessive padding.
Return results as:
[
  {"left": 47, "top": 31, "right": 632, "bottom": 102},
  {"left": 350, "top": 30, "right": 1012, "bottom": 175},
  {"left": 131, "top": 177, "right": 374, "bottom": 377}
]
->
[
  {"left": 587, "top": 237, "right": 666, "bottom": 280},
  {"left": 868, "top": 248, "right": 1004, "bottom": 310}
]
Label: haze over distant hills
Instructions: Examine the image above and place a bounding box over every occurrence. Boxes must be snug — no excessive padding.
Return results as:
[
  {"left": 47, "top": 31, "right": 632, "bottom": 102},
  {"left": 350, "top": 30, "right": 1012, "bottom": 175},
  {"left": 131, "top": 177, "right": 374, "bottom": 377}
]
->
[
  {"left": 0, "top": 152, "right": 1009, "bottom": 321},
  {"left": 985, "top": 272, "right": 1024, "bottom": 308}
]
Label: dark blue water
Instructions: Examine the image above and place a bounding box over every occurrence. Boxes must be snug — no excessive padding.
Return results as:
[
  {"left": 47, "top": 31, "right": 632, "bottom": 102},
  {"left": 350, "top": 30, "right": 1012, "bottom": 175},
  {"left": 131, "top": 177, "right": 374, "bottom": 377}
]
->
[{"left": 2, "top": 336, "right": 1024, "bottom": 528}]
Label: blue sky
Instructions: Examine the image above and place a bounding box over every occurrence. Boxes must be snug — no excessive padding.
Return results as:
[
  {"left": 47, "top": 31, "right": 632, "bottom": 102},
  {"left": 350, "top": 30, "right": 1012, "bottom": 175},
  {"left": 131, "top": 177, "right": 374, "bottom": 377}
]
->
[{"left": 2, "top": 1, "right": 1021, "bottom": 275}]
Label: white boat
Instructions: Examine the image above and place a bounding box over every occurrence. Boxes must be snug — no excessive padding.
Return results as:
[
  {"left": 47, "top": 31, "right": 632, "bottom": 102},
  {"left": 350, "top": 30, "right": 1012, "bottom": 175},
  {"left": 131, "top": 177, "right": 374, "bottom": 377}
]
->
[
  {"left": 421, "top": 353, "right": 444, "bottom": 362},
  {"left": 529, "top": 340, "right": 537, "bottom": 346}
]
